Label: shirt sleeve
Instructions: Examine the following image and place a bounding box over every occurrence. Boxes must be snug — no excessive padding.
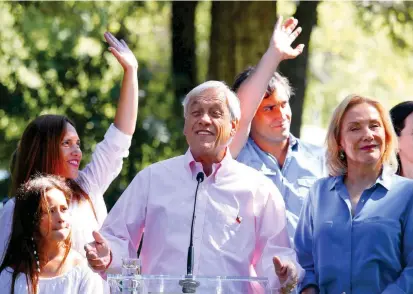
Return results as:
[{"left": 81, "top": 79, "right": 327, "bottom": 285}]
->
[
  {"left": 253, "top": 179, "right": 304, "bottom": 289},
  {"left": 381, "top": 191, "right": 413, "bottom": 294},
  {"left": 0, "top": 199, "right": 15, "bottom": 265},
  {"left": 76, "top": 123, "right": 132, "bottom": 201},
  {"left": 294, "top": 186, "right": 319, "bottom": 293},
  {"left": 100, "top": 167, "right": 149, "bottom": 273}
]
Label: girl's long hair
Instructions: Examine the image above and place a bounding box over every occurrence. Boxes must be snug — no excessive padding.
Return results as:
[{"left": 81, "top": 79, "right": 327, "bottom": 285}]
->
[{"left": 0, "top": 174, "right": 72, "bottom": 294}]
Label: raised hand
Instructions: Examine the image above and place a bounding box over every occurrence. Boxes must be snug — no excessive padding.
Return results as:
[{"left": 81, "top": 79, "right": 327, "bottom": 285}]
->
[
  {"left": 104, "top": 32, "right": 138, "bottom": 72},
  {"left": 84, "top": 231, "right": 112, "bottom": 271},
  {"left": 269, "top": 16, "right": 304, "bottom": 61}
]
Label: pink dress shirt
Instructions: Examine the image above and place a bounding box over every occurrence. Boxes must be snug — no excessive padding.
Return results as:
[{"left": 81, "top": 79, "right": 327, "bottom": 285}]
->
[{"left": 101, "top": 149, "right": 303, "bottom": 289}]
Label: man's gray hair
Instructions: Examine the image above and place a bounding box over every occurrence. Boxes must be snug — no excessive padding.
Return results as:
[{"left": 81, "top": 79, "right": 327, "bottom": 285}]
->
[{"left": 182, "top": 81, "right": 241, "bottom": 122}]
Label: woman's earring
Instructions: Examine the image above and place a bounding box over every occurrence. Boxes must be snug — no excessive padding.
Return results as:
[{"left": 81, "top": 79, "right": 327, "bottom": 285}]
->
[{"left": 339, "top": 150, "right": 346, "bottom": 160}]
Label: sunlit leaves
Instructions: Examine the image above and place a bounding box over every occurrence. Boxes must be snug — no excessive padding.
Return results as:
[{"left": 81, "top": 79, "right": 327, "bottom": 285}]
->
[
  {"left": 0, "top": 2, "right": 179, "bottom": 207},
  {"left": 302, "top": 1, "right": 412, "bottom": 136},
  {"left": 356, "top": 1, "right": 413, "bottom": 50}
]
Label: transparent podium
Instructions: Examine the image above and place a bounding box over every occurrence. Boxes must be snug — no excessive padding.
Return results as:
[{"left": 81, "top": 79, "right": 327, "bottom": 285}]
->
[{"left": 107, "top": 274, "right": 279, "bottom": 294}]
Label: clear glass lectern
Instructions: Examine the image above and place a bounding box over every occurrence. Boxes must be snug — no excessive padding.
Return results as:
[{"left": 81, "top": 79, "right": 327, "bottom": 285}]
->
[{"left": 107, "top": 274, "right": 278, "bottom": 294}]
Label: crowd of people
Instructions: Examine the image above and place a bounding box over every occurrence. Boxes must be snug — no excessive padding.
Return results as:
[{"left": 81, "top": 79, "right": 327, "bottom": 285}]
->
[{"left": 0, "top": 16, "right": 412, "bottom": 294}]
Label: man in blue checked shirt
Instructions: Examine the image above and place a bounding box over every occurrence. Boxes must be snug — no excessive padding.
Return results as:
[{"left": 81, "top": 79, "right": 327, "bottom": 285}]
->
[{"left": 229, "top": 17, "right": 326, "bottom": 245}]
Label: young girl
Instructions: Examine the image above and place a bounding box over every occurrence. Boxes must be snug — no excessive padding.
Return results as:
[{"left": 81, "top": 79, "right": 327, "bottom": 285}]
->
[
  {"left": 0, "top": 32, "right": 138, "bottom": 262},
  {"left": 0, "top": 174, "right": 106, "bottom": 293}
]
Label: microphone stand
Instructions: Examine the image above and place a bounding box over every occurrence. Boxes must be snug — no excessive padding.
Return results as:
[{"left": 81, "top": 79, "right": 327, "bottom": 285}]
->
[{"left": 179, "top": 172, "right": 204, "bottom": 293}]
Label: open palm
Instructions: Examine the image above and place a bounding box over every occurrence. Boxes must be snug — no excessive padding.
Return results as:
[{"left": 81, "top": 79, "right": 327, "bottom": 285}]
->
[
  {"left": 270, "top": 16, "right": 304, "bottom": 60},
  {"left": 104, "top": 32, "right": 138, "bottom": 71}
]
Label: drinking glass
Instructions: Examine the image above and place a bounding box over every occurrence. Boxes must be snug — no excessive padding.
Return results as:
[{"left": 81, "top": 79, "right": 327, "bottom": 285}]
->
[{"left": 122, "top": 257, "right": 141, "bottom": 276}]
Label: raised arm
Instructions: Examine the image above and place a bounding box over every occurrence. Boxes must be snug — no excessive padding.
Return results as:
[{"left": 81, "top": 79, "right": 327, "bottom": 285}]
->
[
  {"left": 229, "top": 16, "right": 304, "bottom": 158},
  {"left": 75, "top": 33, "right": 138, "bottom": 200},
  {"left": 104, "top": 32, "right": 139, "bottom": 135}
]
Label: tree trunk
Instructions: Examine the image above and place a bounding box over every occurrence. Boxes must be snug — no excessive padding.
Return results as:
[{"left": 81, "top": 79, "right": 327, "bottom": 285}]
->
[
  {"left": 171, "top": 1, "right": 198, "bottom": 150},
  {"left": 172, "top": 1, "right": 198, "bottom": 112},
  {"left": 208, "top": 1, "right": 277, "bottom": 84},
  {"left": 279, "top": 1, "right": 320, "bottom": 138}
]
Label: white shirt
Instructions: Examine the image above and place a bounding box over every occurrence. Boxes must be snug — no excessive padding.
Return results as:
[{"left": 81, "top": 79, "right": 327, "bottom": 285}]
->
[
  {"left": 0, "top": 124, "right": 132, "bottom": 263},
  {"left": 0, "top": 262, "right": 107, "bottom": 294},
  {"left": 101, "top": 149, "right": 303, "bottom": 289}
]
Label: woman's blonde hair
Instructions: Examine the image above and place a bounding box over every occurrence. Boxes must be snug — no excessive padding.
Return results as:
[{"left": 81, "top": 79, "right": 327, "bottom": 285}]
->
[{"left": 326, "top": 94, "right": 398, "bottom": 176}]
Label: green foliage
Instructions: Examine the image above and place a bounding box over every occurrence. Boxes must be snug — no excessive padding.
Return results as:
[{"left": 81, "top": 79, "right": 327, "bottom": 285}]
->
[
  {"left": 276, "top": 1, "right": 412, "bottom": 144},
  {"left": 0, "top": 2, "right": 183, "bottom": 208},
  {"left": 195, "top": 0, "right": 211, "bottom": 83},
  {"left": 1, "top": 0, "right": 412, "bottom": 205},
  {"left": 355, "top": 0, "right": 413, "bottom": 50},
  {"left": 302, "top": 1, "right": 412, "bottom": 141}
]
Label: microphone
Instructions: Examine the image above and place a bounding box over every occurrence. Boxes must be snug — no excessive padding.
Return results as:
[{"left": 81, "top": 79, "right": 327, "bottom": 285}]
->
[
  {"left": 187, "top": 172, "right": 204, "bottom": 275},
  {"left": 179, "top": 171, "right": 204, "bottom": 293}
]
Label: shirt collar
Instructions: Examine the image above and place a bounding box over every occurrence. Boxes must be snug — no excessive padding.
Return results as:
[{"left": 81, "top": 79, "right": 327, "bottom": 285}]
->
[
  {"left": 289, "top": 133, "right": 299, "bottom": 150},
  {"left": 329, "top": 165, "right": 393, "bottom": 191},
  {"left": 249, "top": 133, "right": 299, "bottom": 151},
  {"left": 379, "top": 164, "right": 394, "bottom": 190},
  {"left": 183, "top": 147, "right": 233, "bottom": 181}
]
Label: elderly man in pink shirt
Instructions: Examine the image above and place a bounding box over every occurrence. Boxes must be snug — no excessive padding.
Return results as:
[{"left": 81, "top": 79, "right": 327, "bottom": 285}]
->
[{"left": 85, "top": 19, "right": 304, "bottom": 292}]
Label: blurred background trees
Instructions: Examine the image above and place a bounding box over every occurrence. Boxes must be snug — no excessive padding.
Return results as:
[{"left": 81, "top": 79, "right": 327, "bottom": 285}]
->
[{"left": 0, "top": 1, "right": 412, "bottom": 208}]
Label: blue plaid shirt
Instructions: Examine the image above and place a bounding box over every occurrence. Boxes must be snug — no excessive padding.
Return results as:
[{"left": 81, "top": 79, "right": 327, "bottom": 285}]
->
[{"left": 237, "top": 135, "right": 326, "bottom": 245}]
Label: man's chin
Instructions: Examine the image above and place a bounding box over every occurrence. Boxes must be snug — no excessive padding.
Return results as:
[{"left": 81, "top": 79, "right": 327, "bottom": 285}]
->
[
  {"left": 195, "top": 141, "right": 214, "bottom": 148},
  {"left": 270, "top": 133, "right": 289, "bottom": 143},
  {"left": 190, "top": 144, "right": 214, "bottom": 156}
]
